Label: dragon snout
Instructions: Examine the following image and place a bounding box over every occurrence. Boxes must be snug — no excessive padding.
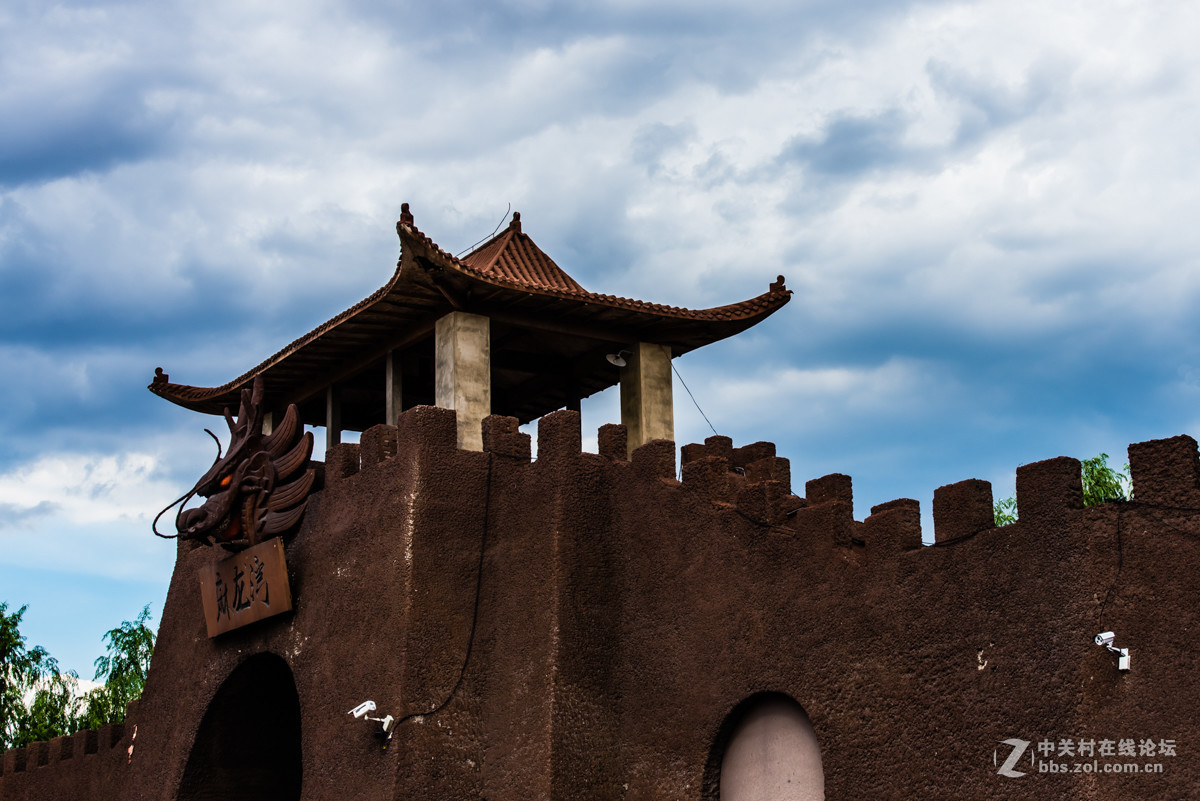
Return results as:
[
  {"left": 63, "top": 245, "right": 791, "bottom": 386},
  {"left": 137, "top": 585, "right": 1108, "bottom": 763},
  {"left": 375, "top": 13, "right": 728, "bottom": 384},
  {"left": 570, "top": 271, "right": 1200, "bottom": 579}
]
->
[{"left": 179, "top": 506, "right": 209, "bottom": 534}]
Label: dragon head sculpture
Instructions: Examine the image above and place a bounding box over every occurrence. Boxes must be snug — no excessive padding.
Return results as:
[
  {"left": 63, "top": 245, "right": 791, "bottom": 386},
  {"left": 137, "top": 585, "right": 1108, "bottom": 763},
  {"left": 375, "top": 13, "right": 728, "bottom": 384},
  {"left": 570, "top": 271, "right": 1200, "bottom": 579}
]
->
[{"left": 156, "top": 377, "right": 315, "bottom": 550}]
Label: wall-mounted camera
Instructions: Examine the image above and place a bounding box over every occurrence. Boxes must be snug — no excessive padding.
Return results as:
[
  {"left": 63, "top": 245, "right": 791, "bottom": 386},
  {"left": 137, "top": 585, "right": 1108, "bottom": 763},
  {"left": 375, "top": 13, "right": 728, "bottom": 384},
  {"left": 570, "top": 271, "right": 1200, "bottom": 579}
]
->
[
  {"left": 1094, "top": 632, "right": 1130, "bottom": 671},
  {"left": 349, "top": 700, "right": 396, "bottom": 743}
]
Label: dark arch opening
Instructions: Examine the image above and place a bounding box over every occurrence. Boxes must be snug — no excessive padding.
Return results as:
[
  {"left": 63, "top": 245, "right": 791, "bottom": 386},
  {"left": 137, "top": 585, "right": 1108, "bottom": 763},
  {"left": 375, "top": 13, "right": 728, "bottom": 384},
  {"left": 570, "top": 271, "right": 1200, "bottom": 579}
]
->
[
  {"left": 177, "top": 652, "right": 302, "bottom": 801},
  {"left": 703, "top": 691, "right": 823, "bottom": 801}
]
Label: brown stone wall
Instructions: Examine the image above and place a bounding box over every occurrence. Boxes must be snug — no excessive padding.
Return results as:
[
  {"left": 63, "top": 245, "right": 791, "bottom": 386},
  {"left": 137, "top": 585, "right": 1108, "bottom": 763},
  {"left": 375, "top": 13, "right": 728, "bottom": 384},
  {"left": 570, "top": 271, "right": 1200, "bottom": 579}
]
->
[{"left": 4, "top": 410, "right": 1198, "bottom": 800}]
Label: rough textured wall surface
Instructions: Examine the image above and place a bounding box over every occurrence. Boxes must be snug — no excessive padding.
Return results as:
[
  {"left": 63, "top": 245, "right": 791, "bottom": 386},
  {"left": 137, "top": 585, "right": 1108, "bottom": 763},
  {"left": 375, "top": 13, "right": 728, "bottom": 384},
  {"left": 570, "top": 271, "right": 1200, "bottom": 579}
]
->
[{"left": 3, "top": 410, "right": 1197, "bottom": 800}]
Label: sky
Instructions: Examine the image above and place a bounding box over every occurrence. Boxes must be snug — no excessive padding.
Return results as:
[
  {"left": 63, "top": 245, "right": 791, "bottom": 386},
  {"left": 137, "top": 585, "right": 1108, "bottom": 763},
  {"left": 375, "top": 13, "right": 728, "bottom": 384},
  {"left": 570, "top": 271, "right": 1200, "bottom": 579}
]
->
[{"left": 2, "top": 0, "right": 1200, "bottom": 675}]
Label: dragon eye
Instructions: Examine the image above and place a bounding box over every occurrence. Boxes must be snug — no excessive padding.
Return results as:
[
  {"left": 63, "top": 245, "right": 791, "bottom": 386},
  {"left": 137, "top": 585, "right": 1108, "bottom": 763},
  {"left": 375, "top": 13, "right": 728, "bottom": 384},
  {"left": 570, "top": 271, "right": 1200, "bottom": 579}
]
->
[{"left": 220, "top": 475, "right": 232, "bottom": 488}]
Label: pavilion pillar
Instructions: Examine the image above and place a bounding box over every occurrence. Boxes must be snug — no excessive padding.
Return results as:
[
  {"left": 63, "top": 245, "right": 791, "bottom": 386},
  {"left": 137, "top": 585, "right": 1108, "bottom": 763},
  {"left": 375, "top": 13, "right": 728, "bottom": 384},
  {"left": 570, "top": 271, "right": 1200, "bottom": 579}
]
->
[
  {"left": 619, "top": 342, "right": 674, "bottom": 458},
  {"left": 385, "top": 350, "right": 403, "bottom": 426},
  {"left": 326, "top": 384, "right": 342, "bottom": 450},
  {"left": 435, "top": 311, "right": 491, "bottom": 451}
]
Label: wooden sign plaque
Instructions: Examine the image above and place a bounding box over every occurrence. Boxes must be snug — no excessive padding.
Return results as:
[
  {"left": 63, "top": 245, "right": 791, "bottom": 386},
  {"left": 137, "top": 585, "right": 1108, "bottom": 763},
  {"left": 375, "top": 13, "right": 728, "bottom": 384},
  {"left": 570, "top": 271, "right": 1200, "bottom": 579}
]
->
[{"left": 198, "top": 537, "right": 293, "bottom": 637}]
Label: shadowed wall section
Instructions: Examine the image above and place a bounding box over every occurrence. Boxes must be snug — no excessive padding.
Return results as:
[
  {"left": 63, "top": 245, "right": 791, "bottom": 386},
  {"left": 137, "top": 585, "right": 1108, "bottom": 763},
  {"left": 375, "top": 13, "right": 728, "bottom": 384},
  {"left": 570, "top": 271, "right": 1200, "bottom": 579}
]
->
[{"left": 177, "top": 653, "right": 301, "bottom": 801}]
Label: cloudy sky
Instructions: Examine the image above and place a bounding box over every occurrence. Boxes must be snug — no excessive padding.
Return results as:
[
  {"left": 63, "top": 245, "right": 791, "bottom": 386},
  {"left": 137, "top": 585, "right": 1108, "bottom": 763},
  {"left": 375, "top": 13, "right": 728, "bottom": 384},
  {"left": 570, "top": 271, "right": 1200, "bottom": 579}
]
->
[{"left": 3, "top": 0, "right": 1199, "bottom": 673}]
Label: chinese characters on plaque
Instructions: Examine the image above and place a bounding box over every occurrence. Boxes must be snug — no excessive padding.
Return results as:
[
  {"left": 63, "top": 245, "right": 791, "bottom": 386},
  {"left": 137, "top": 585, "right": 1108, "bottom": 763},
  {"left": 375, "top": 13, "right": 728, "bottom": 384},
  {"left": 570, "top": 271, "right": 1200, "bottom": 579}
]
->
[{"left": 198, "top": 537, "right": 293, "bottom": 637}]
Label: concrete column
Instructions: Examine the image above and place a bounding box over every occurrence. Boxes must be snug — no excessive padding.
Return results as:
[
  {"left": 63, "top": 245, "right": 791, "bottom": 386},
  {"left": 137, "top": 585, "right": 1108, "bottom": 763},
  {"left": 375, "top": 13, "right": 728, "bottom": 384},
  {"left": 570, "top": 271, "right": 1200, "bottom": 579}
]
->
[
  {"left": 619, "top": 342, "right": 674, "bottom": 458},
  {"left": 326, "top": 384, "right": 341, "bottom": 450},
  {"left": 385, "top": 350, "right": 403, "bottom": 426},
  {"left": 435, "top": 311, "right": 491, "bottom": 451}
]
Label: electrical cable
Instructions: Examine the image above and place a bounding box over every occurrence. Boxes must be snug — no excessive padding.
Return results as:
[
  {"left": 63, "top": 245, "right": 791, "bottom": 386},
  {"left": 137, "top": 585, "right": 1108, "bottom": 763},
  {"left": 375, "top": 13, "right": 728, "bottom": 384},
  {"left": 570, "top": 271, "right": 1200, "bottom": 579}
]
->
[
  {"left": 671, "top": 361, "right": 719, "bottom": 438},
  {"left": 455, "top": 204, "right": 512, "bottom": 257},
  {"left": 393, "top": 453, "right": 493, "bottom": 730}
]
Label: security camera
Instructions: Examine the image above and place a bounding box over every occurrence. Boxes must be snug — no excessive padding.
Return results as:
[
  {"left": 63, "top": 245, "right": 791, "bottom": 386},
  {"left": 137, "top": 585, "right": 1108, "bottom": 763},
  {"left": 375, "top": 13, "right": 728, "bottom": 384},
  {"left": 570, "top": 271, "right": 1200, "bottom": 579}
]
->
[
  {"left": 1094, "top": 632, "right": 1131, "bottom": 672},
  {"left": 349, "top": 700, "right": 396, "bottom": 743},
  {"left": 348, "top": 700, "right": 377, "bottom": 719}
]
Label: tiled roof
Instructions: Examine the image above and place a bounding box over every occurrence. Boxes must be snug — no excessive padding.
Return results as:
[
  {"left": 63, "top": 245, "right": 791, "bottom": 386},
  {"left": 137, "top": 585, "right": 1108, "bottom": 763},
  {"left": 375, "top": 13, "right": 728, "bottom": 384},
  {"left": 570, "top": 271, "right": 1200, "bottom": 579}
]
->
[
  {"left": 402, "top": 208, "right": 790, "bottom": 325},
  {"left": 459, "top": 213, "right": 584, "bottom": 292},
  {"left": 150, "top": 204, "right": 792, "bottom": 420}
]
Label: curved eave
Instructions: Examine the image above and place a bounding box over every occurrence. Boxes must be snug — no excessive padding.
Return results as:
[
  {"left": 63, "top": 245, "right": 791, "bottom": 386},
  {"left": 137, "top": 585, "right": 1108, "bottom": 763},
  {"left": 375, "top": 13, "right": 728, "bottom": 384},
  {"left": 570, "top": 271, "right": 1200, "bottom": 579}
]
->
[
  {"left": 401, "top": 220, "right": 792, "bottom": 352},
  {"left": 149, "top": 221, "right": 792, "bottom": 417},
  {"left": 148, "top": 259, "right": 426, "bottom": 416}
]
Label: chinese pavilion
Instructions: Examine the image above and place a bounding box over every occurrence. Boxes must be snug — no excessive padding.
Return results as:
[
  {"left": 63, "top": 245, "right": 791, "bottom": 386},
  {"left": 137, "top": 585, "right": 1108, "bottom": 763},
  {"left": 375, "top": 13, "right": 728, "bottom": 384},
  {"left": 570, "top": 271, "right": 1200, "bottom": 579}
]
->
[{"left": 149, "top": 204, "right": 791, "bottom": 452}]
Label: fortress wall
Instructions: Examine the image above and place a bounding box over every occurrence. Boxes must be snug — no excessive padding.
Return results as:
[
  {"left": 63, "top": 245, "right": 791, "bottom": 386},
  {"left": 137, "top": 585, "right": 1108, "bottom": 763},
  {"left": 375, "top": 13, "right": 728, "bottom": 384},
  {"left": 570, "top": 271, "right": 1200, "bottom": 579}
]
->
[{"left": 5, "top": 410, "right": 1199, "bottom": 800}]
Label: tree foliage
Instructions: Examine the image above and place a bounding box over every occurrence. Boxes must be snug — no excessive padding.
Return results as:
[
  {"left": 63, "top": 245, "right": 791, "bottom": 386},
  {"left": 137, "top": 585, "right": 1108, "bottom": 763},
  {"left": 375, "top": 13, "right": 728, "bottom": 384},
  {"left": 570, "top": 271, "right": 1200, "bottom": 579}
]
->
[
  {"left": 80, "top": 606, "right": 155, "bottom": 730},
  {"left": 0, "top": 604, "right": 155, "bottom": 749},
  {"left": 993, "top": 452, "right": 1131, "bottom": 526},
  {"left": 993, "top": 496, "right": 1018, "bottom": 527},
  {"left": 1080, "top": 453, "right": 1132, "bottom": 507},
  {"left": 1, "top": 602, "right": 60, "bottom": 749}
]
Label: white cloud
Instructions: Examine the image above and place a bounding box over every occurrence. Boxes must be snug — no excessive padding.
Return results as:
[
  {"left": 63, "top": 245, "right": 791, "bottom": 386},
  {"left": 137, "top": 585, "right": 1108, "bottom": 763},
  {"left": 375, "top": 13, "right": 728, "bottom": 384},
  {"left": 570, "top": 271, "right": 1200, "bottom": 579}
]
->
[
  {"left": 0, "top": 451, "right": 182, "bottom": 579},
  {"left": 0, "top": 452, "right": 177, "bottom": 525}
]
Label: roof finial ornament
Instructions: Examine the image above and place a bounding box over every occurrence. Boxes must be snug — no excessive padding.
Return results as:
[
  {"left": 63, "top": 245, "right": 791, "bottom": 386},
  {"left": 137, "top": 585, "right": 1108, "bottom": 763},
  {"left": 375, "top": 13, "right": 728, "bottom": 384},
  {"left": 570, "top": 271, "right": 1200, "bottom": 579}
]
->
[
  {"left": 153, "top": 367, "right": 169, "bottom": 384},
  {"left": 397, "top": 202, "right": 414, "bottom": 236},
  {"left": 510, "top": 211, "right": 521, "bottom": 234},
  {"left": 770, "top": 275, "right": 787, "bottom": 293}
]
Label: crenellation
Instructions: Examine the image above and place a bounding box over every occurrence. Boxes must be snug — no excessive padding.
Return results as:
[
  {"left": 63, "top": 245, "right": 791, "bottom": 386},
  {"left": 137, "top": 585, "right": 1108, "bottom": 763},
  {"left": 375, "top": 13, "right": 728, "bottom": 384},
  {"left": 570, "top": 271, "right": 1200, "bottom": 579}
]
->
[
  {"left": 790, "top": 475, "right": 855, "bottom": 546},
  {"left": 869, "top": 498, "right": 915, "bottom": 516},
  {"left": 1016, "top": 456, "right": 1082, "bottom": 523},
  {"left": 745, "top": 455, "right": 790, "bottom": 490},
  {"left": 681, "top": 456, "right": 736, "bottom": 505},
  {"left": 631, "top": 439, "right": 676, "bottom": 481},
  {"left": 732, "top": 441, "right": 775, "bottom": 469},
  {"left": 1128, "top": 434, "right": 1200, "bottom": 508},
  {"left": 806, "top": 473, "right": 852, "bottom": 508},
  {"left": 110, "top": 723, "right": 125, "bottom": 749},
  {"left": 3, "top": 747, "right": 25, "bottom": 774},
  {"left": 394, "top": 404, "right": 459, "bottom": 454},
  {"left": 932, "top": 479, "right": 994, "bottom": 543},
  {"left": 482, "top": 415, "right": 532, "bottom": 462},
  {"left": 735, "top": 480, "right": 792, "bottom": 527},
  {"left": 536, "top": 409, "right": 583, "bottom": 464},
  {"left": 704, "top": 434, "right": 734, "bottom": 463},
  {"left": 793, "top": 500, "right": 855, "bottom": 547},
  {"left": 79, "top": 728, "right": 97, "bottom": 756},
  {"left": 359, "top": 424, "right": 399, "bottom": 467},
  {"left": 55, "top": 735, "right": 72, "bottom": 762},
  {"left": 680, "top": 442, "right": 707, "bottom": 465},
  {"left": 597, "top": 423, "right": 627, "bottom": 461},
  {"left": 324, "top": 442, "right": 360, "bottom": 484},
  {"left": 32, "top": 741, "right": 47, "bottom": 768},
  {"left": 863, "top": 498, "right": 922, "bottom": 551}
]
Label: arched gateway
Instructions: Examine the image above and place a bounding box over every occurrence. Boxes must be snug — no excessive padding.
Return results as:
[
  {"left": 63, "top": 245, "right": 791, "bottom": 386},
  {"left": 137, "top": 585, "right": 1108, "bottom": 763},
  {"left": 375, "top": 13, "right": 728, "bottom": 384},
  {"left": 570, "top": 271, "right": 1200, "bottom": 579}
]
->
[
  {"left": 177, "top": 653, "right": 302, "bottom": 801},
  {"left": 716, "top": 693, "right": 824, "bottom": 801}
]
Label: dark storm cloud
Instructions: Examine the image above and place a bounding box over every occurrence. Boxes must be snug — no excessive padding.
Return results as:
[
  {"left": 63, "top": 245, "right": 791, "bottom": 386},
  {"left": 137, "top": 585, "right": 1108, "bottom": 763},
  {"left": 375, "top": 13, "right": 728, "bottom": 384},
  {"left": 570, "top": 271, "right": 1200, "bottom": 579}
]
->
[
  {"left": 779, "top": 108, "right": 918, "bottom": 177},
  {"left": 0, "top": 87, "right": 171, "bottom": 186}
]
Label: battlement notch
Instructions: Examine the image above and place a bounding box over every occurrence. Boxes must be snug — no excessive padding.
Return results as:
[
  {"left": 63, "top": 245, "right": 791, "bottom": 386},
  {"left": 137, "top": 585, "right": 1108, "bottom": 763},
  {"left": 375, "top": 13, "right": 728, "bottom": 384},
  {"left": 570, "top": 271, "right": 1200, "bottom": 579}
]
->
[{"left": 1129, "top": 434, "right": 1200, "bottom": 507}]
